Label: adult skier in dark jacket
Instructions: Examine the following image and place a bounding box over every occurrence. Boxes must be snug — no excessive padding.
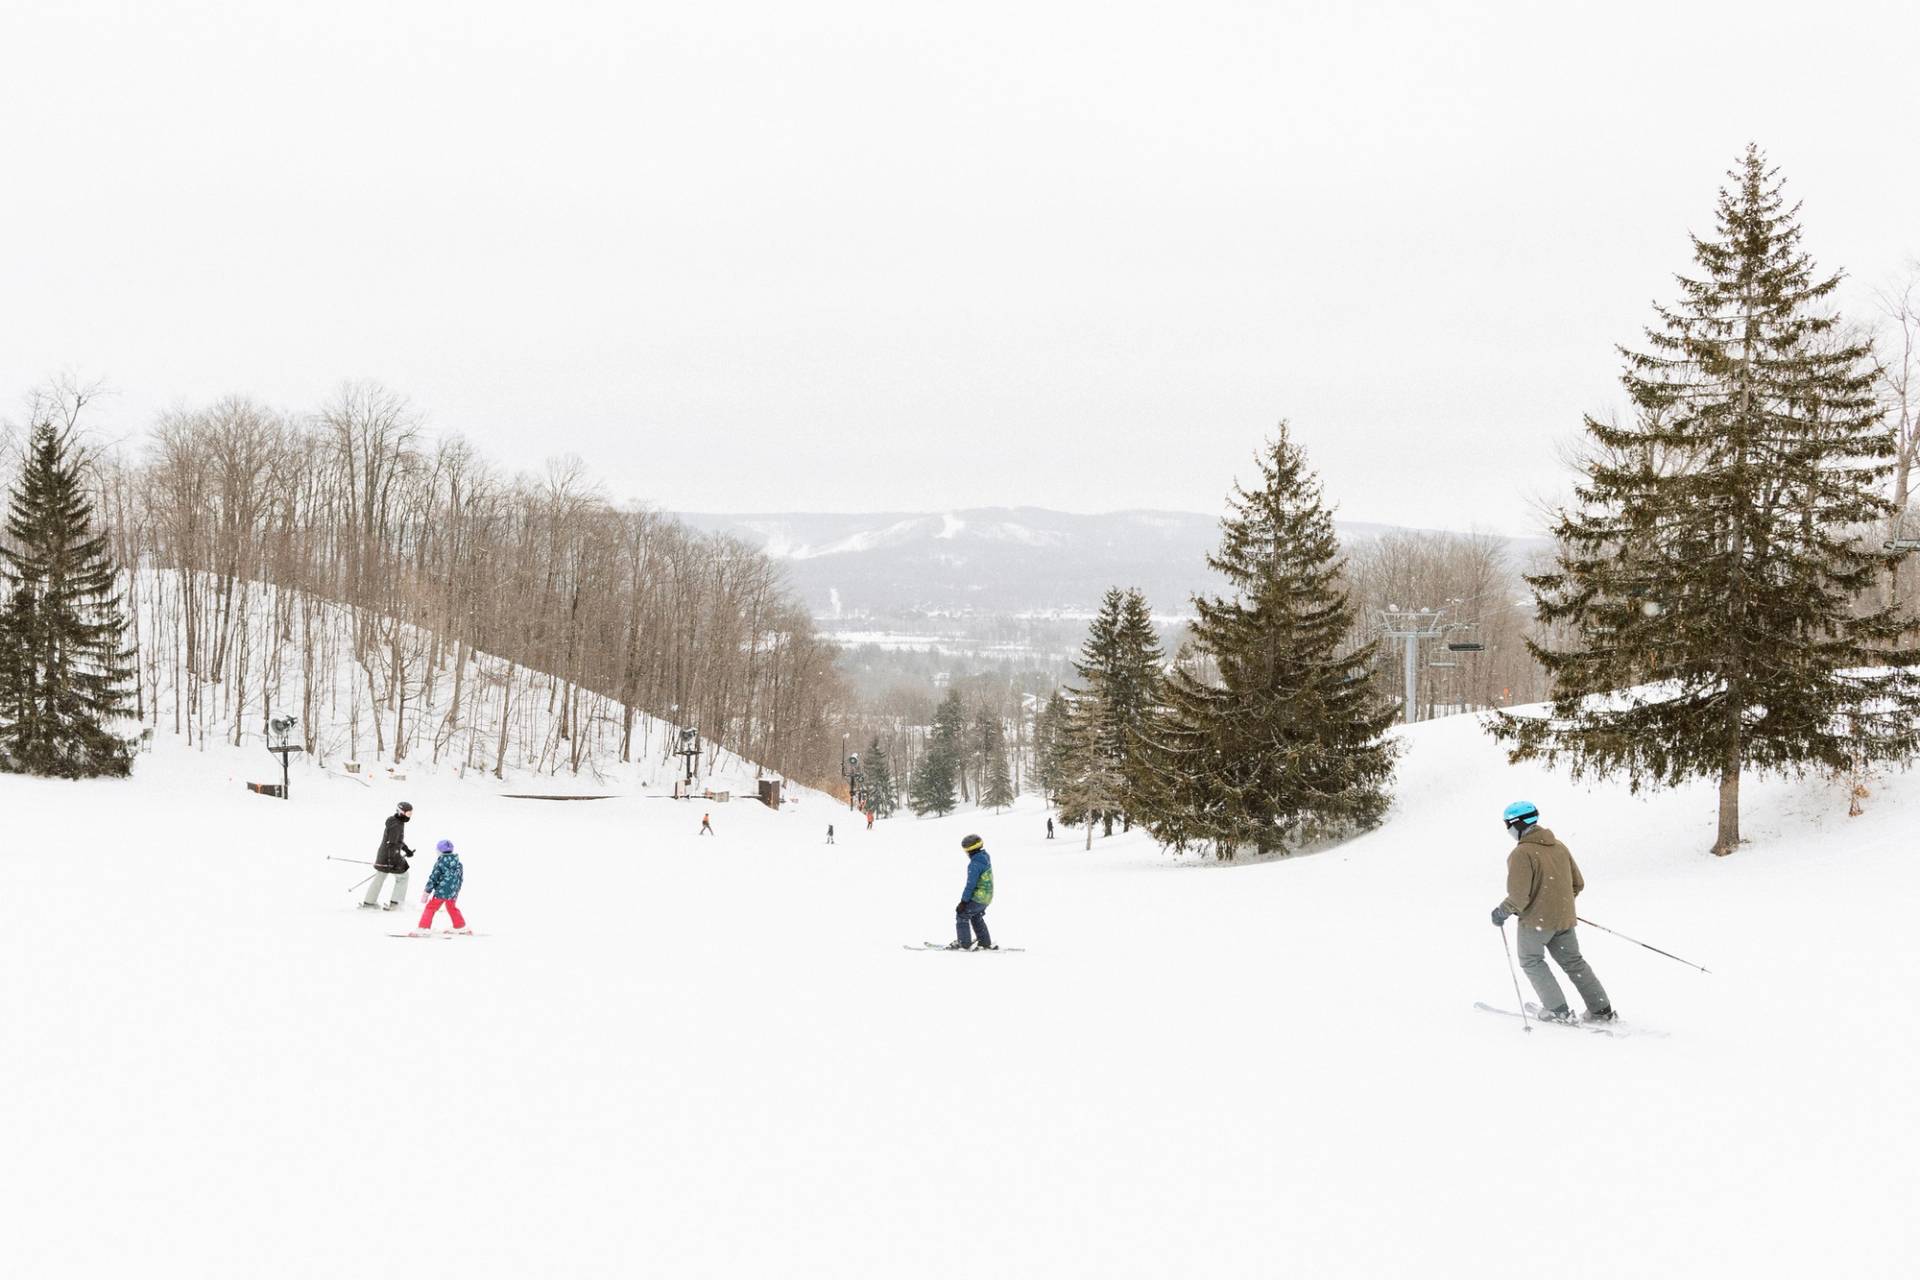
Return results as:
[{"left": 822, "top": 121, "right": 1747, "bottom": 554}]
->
[
  {"left": 360, "top": 802, "right": 415, "bottom": 910},
  {"left": 946, "top": 833, "right": 996, "bottom": 950}
]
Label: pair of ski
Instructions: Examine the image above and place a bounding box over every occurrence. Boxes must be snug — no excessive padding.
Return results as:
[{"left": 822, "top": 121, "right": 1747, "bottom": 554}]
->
[
  {"left": 905, "top": 942, "right": 1025, "bottom": 953},
  {"left": 1473, "top": 1002, "right": 1666, "bottom": 1038},
  {"left": 388, "top": 931, "right": 487, "bottom": 939}
]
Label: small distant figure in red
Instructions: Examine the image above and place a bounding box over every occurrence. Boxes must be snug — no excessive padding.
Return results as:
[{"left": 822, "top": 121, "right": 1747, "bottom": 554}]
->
[
  {"left": 865, "top": 810, "right": 875, "bottom": 831},
  {"left": 699, "top": 813, "right": 714, "bottom": 836}
]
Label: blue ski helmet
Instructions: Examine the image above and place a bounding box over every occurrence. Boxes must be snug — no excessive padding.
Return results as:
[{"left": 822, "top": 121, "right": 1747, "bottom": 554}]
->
[
  {"left": 436, "top": 838, "right": 454, "bottom": 853},
  {"left": 1502, "top": 801, "right": 1540, "bottom": 832}
]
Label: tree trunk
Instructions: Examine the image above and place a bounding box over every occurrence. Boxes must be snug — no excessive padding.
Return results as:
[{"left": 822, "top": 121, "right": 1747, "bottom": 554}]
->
[{"left": 1713, "top": 754, "right": 1741, "bottom": 856}]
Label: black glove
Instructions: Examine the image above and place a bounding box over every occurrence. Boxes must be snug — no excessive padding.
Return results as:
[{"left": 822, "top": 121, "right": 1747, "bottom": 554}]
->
[{"left": 1491, "top": 905, "right": 1512, "bottom": 927}]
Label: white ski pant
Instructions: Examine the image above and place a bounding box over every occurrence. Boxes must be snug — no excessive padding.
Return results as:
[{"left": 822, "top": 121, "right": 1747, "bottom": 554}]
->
[
  {"left": 362, "top": 871, "right": 409, "bottom": 906},
  {"left": 1516, "top": 924, "right": 1609, "bottom": 1014}
]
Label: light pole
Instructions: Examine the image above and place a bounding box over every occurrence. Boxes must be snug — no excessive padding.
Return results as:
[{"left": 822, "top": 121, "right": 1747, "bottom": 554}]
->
[
  {"left": 676, "top": 726, "right": 700, "bottom": 793},
  {"left": 841, "top": 736, "right": 861, "bottom": 812},
  {"left": 267, "top": 713, "right": 302, "bottom": 800}
]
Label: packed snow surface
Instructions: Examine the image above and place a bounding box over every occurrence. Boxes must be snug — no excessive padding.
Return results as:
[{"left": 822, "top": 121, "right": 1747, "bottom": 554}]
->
[{"left": 5, "top": 712, "right": 1916, "bottom": 1278}]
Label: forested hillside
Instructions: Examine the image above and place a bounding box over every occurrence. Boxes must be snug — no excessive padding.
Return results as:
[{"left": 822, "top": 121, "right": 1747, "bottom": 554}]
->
[{"left": 35, "top": 383, "right": 847, "bottom": 786}]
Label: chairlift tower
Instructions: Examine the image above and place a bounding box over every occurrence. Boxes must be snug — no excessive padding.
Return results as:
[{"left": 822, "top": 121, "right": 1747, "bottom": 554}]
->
[
  {"left": 1882, "top": 514, "right": 1920, "bottom": 606},
  {"left": 1376, "top": 609, "right": 1485, "bottom": 724},
  {"left": 1376, "top": 609, "right": 1446, "bottom": 724}
]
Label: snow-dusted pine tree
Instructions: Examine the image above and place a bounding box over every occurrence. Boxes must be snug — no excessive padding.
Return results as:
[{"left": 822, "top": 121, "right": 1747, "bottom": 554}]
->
[
  {"left": 1132, "top": 427, "right": 1396, "bottom": 860},
  {"left": 1492, "top": 146, "right": 1920, "bottom": 856},
  {"left": 0, "top": 421, "right": 139, "bottom": 777}
]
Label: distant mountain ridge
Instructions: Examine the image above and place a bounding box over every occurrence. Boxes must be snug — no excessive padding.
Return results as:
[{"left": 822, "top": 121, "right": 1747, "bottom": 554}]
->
[{"left": 674, "top": 507, "right": 1502, "bottom": 616}]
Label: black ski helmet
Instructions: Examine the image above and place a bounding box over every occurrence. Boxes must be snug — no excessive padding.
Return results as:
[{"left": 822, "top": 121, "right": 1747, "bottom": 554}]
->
[
  {"left": 397, "top": 801, "right": 414, "bottom": 814},
  {"left": 961, "top": 834, "right": 984, "bottom": 852}
]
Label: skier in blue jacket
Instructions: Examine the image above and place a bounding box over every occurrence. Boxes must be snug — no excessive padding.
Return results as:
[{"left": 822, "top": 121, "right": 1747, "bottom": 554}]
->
[{"left": 947, "top": 833, "right": 996, "bottom": 950}]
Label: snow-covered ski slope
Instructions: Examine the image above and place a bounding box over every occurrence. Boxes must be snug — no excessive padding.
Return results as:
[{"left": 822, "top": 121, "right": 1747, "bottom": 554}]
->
[{"left": 4, "top": 711, "right": 1915, "bottom": 1279}]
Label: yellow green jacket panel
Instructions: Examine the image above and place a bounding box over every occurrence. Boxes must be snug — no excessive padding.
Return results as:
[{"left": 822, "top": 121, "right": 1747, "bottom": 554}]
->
[{"left": 963, "top": 851, "right": 993, "bottom": 905}]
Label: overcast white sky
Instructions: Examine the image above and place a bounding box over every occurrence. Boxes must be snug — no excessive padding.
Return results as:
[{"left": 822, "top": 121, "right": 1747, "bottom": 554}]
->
[{"left": 3, "top": 1, "right": 1916, "bottom": 536}]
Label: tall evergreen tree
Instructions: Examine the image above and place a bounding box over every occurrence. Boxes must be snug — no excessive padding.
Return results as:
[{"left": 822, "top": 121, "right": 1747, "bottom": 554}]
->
[
  {"left": 969, "top": 704, "right": 1001, "bottom": 802},
  {"left": 0, "top": 421, "right": 139, "bottom": 777},
  {"left": 1492, "top": 147, "right": 1920, "bottom": 856},
  {"left": 1052, "top": 703, "right": 1127, "bottom": 848},
  {"left": 1132, "top": 427, "right": 1397, "bottom": 860},
  {"left": 862, "top": 736, "right": 898, "bottom": 817},
  {"left": 908, "top": 690, "right": 966, "bottom": 816},
  {"left": 1032, "top": 689, "right": 1072, "bottom": 797},
  {"left": 1058, "top": 587, "right": 1164, "bottom": 835},
  {"left": 981, "top": 723, "right": 1015, "bottom": 811},
  {"left": 936, "top": 688, "right": 970, "bottom": 804},
  {"left": 907, "top": 746, "right": 957, "bottom": 816}
]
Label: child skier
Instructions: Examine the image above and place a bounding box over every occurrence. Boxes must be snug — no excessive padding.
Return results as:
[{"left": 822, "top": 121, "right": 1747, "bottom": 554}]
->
[
  {"left": 412, "top": 839, "right": 470, "bottom": 936},
  {"left": 947, "top": 833, "right": 996, "bottom": 950}
]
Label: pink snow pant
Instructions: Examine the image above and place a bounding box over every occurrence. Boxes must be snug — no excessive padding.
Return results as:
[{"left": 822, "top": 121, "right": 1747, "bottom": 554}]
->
[{"left": 418, "top": 897, "right": 466, "bottom": 930}]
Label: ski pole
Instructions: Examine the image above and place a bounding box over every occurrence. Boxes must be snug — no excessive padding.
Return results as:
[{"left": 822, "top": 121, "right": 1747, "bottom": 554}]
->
[
  {"left": 1577, "top": 916, "right": 1711, "bottom": 974},
  {"left": 1499, "top": 922, "right": 1532, "bottom": 1034},
  {"left": 346, "top": 873, "right": 375, "bottom": 894},
  {"left": 327, "top": 857, "right": 375, "bottom": 866}
]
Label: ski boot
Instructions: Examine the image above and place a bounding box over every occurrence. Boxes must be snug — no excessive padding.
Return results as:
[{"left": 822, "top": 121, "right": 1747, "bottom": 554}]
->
[
  {"left": 1535, "top": 1006, "right": 1577, "bottom": 1025},
  {"left": 972, "top": 943, "right": 999, "bottom": 951},
  {"left": 1582, "top": 1007, "right": 1619, "bottom": 1024},
  {"left": 943, "top": 941, "right": 968, "bottom": 950}
]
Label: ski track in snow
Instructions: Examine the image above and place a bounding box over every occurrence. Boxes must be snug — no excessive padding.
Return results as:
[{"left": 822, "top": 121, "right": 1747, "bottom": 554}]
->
[{"left": 2, "top": 713, "right": 1916, "bottom": 1278}]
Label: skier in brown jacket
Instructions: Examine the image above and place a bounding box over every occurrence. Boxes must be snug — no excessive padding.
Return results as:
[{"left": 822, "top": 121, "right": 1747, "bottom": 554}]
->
[{"left": 1491, "top": 802, "right": 1616, "bottom": 1024}]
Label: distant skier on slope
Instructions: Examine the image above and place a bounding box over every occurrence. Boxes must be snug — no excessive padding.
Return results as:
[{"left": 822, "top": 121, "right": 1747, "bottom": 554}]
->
[
  {"left": 826, "top": 824, "right": 835, "bottom": 845},
  {"left": 946, "top": 833, "right": 997, "bottom": 951},
  {"left": 360, "top": 802, "right": 415, "bottom": 910},
  {"left": 1491, "top": 802, "right": 1615, "bottom": 1024},
  {"left": 699, "top": 813, "right": 714, "bottom": 836},
  {"left": 1045, "top": 817, "right": 1055, "bottom": 840},
  {"left": 412, "top": 839, "right": 471, "bottom": 936}
]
